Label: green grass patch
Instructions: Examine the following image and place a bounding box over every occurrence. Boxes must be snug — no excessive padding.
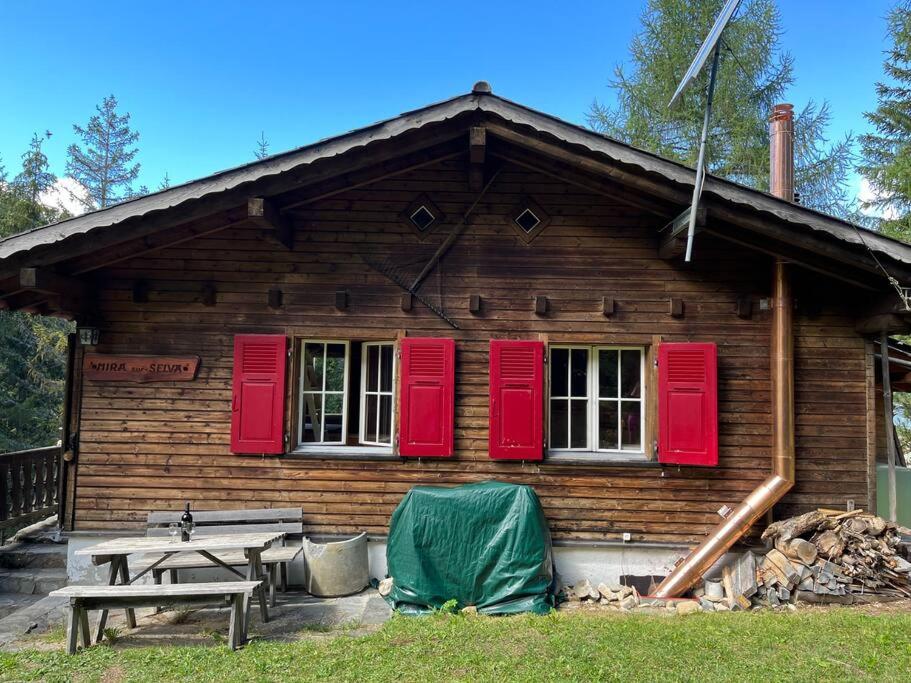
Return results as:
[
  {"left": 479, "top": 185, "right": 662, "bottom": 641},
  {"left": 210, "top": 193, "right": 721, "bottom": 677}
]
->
[{"left": 1, "top": 609, "right": 910, "bottom": 682}]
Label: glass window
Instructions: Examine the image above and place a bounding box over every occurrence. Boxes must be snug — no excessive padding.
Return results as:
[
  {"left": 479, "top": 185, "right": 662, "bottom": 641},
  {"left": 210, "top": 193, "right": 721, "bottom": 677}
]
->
[
  {"left": 549, "top": 346, "right": 644, "bottom": 454},
  {"left": 300, "top": 341, "right": 349, "bottom": 444},
  {"left": 299, "top": 340, "right": 396, "bottom": 450},
  {"left": 360, "top": 342, "right": 396, "bottom": 446}
]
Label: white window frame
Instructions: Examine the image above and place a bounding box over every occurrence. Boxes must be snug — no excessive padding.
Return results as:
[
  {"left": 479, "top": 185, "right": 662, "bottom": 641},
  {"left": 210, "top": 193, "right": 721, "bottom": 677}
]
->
[
  {"left": 298, "top": 340, "right": 350, "bottom": 446},
  {"left": 547, "top": 345, "right": 645, "bottom": 455},
  {"left": 359, "top": 341, "right": 396, "bottom": 447}
]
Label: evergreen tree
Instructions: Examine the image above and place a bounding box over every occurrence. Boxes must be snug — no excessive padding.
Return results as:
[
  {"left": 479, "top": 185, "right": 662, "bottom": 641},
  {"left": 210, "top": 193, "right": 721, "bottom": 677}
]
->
[
  {"left": 159, "top": 172, "right": 171, "bottom": 190},
  {"left": 66, "top": 95, "right": 140, "bottom": 210},
  {"left": 859, "top": 0, "right": 911, "bottom": 241},
  {"left": 0, "top": 138, "right": 72, "bottom": 451},
  {"left": 2, "top": 134, "right": 60, "bottom": 235},
  {"left": 254, "top": 131, "right": 270, "bottom": 160},
  {"left": 589, "top": 0, "right": 855, "bottom": 217},
  {"left": 14, "top": 133, "right": 56, "bottom": 204}
]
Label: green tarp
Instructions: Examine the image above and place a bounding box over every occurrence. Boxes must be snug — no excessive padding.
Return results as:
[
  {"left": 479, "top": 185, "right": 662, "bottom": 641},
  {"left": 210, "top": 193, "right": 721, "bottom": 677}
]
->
[{"left": 384, "top": 481, "right": 554, "bottom": 615}]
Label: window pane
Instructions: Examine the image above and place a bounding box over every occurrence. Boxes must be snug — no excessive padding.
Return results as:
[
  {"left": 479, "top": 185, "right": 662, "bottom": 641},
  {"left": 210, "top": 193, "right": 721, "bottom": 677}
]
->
[
  {"left": 550, "top": 400, "right": 568, "bottom": 448},
  {"left": 621, "top": 350, "right": 641, "bottom": 398},
  {"left": 570, "top": 349, "right": 589, "bottom": 397},
  {"left": 621, "top": 401, "right": 641, "bottom": 450},
  {"left": 598, "top": 349, "right": 618, "bottom": 398},
  {"left": 324, "top": 413, "right": 343, "bottom": 443},
  {"left": 366, "top": 345, "right": 379, "bottom": 392},
  {"left": 570, "top": 399, "right": 588, "bottom": 448},
  {"left": 378, "top": 395, "right": 393, "bottom": 444},
  {"left": 598, "top": 401, "right": 619, "bottom": 450},
  {"left": 325, "top": 393, "right": 343, "bottom": 415},
  {"left": 325, "top": 344, "right": 346, "bottom": 392},
  {"left": 303, "top": 343, "right": 324, "bottom": 392},
  {"left": 364, "top": 395, "right": 378, "bottom": 443},
  {"left": 380, "top": 345, "right": 394, "bottom": 393},
  {"left": 550, "top": 348, "right": 569, "bottom": 397},
  {"left": 301, "top": 393, "right": 323, "bottom": 443}
]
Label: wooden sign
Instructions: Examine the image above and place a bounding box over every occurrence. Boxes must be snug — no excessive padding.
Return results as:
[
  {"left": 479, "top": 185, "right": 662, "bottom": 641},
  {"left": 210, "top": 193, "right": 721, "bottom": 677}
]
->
[{"left": 83, "top": 354, "right": 200, "bottom": 382}]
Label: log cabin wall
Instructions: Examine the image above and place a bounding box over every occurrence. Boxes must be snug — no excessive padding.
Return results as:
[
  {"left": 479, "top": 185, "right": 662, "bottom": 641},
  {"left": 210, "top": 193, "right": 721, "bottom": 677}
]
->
[{"left": 72, "top": 157, "right": 872, "bottom": 543}]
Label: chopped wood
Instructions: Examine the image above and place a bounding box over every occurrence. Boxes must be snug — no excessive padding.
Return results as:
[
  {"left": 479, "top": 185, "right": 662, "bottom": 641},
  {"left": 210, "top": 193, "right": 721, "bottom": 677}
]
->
[{"left": 722, "top": 510, "right": 911, "bottom": 608}]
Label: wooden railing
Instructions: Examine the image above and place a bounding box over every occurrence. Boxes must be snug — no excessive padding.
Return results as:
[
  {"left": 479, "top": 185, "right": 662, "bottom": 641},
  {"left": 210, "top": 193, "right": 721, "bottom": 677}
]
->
[{"left": 0, "top": 446, "right": 60, "bottom": 544}]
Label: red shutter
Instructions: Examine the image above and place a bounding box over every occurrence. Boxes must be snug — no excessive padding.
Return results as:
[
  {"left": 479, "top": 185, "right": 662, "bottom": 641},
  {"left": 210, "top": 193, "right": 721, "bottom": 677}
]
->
[
  {"left": 398, "top": 338, "right": 455, "bottom": 457},
  {"left": 230, "top": 334, "right": 287, "bottom": 454},
  {"left": 489, "top": 340, "right": 544, "bottom": 460},
  {"left": 658, "top": 342, "right": 718, "bottom": 466}
]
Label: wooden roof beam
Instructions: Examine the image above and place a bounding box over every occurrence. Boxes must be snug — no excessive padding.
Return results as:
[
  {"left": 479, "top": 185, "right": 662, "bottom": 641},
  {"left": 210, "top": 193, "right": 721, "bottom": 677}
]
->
[
  {"left": 17, "top": 267, "right": 90, "bottom": 302},
  {"left": 248, "top": 198, "right": 293, "bottom": 250},
  {"left": 469, "top": 126, "right": 486, "bottom": 191},
  {"left": 658, "top": 206, "right": 707, "bottom": 260}
]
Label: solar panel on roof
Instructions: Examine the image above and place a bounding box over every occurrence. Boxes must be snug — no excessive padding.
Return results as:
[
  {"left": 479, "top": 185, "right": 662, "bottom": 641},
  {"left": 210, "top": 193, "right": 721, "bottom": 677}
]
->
[{"left": 669, "top": 0, "right": 743, "bottom": 108}]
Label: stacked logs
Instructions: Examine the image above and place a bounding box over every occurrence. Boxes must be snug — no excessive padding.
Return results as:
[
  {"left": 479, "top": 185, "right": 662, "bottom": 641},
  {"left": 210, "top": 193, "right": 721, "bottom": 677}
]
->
[{"left": 752, "top": 509, "right": 911, "bottom": 605}]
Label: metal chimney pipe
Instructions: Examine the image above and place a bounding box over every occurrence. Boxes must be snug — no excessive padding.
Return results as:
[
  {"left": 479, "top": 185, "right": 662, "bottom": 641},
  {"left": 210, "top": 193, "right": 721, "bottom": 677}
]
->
[
  {"left": 770, "top": 104, "right": 794, "bottom": 201},
  {"left": 653, "top": 105, "right": 797, "bottom": 599}
]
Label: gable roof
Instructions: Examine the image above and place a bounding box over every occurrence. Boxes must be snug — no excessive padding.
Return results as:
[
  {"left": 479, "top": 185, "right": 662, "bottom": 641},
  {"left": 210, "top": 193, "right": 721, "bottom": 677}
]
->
[{"left": 2, "top": 85, "right": 910, "bottom": 278}]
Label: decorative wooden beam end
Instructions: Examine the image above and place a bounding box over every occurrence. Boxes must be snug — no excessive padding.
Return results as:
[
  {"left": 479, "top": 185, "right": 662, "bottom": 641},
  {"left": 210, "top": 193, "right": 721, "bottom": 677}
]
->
[
  {"left": 268, "top": 288, "right": 283, "bottom": 309},
  {"left": 535, "top": 295, "right": 548, "bottom": 316},
  {"left": 401, "top": 292, "right": 413, "bottom": 311},
  {"left": 335, "top": 290, "right": 348, "bottom": 310},
  {"left": 201, "top": 282, "right": 217, "bottom": 307},
  {"left": 18, "top": 267, "right": 90, "bottom": 302},
  {"left": 132, "top": 280, "right": 149, "bottom": 304},
  {"left": 736, "top": 296, "right": 752, "bottom": 319},
  {"left": 658, "top": 206, "right": 706, "bottom": 260},
  {"left": 248, "top": 197, "right": 293, "bottom": 250},
  {"left": 602, "top": 296, "right": 615, "bottom": 317},
  {"left": 669, "top": 298, "right": 685, "bottom": 318},
  {"left": 469, "top": 294, "right": 482, "bottom": 314}
]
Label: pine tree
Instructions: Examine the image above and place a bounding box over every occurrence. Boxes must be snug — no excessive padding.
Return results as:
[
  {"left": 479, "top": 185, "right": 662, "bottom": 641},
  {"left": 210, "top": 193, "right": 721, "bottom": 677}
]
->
[
  {"left": 66, "top": 95, "right": 140, "bottom": 210},
  {"left": 14, "top": 133, "right": 56, "bottom": 204},
  {"left": 859, "top": 1, "right": 911, "bottom": 241},
  {"left": 159, "top": 172, "right": 171, "bottom": 190},
  {"left": 254, "top": 131, "right": 270, "bottom": 160},
  {"left": 589, "top": 0, "right": 855, "bottom": 217}
]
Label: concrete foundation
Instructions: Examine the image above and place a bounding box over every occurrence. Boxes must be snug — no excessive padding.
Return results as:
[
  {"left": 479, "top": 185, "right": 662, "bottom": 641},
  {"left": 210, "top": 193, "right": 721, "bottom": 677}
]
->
[{"left": 66, "top": 532, "right": 739, "bottom": 590}]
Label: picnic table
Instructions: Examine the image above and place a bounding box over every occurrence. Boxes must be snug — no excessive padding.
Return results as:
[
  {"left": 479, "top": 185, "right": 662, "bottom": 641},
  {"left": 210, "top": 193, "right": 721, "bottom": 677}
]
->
[{"left": 75, "top": 531, "right": 282, "bottom": 642}]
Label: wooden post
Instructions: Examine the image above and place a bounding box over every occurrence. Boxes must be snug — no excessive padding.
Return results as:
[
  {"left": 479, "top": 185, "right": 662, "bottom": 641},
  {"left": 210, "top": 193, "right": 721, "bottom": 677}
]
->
[{"left": 880, "top": 332, "right": 898, "bottom": 523}]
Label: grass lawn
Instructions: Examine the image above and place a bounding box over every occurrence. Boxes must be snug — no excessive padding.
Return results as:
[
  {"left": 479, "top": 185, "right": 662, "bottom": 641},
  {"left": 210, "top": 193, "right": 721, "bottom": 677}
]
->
[{"left": 1, "top": 609, "right": 910, "bottom": 682}]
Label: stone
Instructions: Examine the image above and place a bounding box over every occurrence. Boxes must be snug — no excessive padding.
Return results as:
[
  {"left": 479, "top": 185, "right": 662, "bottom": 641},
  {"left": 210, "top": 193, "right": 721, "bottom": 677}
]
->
[
  {"left": 619, "top": 585, "right": 634, "bottom": 598},
  {"left": 699, "top": 598, "right": 715, "bottom": 612},
  {"left": 378, "top": 577, "right": 394, "bottom": 597},
  {"left": 575, "top": 579, "right": 595, "bottom": 600},
  {"left": 608, "top": 582, "right": 624, "bottom": 593},
  {"left": 460, "top": 605, "right": 478, "bottom": 615},
  {"left": 619, "top": 595, "right": 638, "bottom": 610},
  {"left": 675, "top": 601, "right": 702, "bottom": 616},
  {"left": 597, "top": 583, "right": 613, "bottom": 600},
  {"left": 714, "top": 603, "right": 730, "bottom": 612}
]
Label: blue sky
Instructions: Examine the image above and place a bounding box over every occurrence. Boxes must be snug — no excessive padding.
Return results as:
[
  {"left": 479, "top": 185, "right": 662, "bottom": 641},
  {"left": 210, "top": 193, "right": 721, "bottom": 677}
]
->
[{"left": 0, "top": 0, "right": 896, "bottom": 203}]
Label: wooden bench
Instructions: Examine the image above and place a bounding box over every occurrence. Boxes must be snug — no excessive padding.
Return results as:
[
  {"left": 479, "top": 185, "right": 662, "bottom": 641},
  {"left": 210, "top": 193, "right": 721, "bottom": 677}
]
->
[
  {"left": 142, "top": 508, "right": 303, "bottom": 607},
  {"left": 51, "top": 581, "right": 261, "bottom": 653}
]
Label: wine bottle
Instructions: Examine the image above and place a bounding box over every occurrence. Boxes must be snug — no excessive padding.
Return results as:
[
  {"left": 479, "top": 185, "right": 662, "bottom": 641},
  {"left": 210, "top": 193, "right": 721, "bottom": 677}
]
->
[{"left": 180, "top": 502, "right": 193, "bottom": 542}]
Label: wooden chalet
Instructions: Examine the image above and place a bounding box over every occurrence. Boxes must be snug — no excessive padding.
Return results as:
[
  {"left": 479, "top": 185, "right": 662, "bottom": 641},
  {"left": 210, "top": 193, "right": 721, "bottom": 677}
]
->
[{"left": 2, "top": 83, "right": 910, "bottom": 584}]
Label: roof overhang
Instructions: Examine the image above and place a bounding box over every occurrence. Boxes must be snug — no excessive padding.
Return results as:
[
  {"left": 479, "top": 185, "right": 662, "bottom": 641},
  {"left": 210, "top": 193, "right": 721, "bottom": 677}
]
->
[{"left": 2, "top": 89, "right": 911, "bottom": 304}]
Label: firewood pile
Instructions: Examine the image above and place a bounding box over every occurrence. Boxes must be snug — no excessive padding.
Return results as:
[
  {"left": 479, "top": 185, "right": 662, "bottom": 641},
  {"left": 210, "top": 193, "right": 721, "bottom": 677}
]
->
[{"left": 747, "top": 508, "right": 911, "bottom": 606}]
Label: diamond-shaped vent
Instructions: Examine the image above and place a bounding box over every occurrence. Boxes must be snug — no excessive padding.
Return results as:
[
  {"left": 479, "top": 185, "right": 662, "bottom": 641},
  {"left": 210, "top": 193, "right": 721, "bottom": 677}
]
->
[
  {"left": 515, "top": 208, "right": 541, "bottom": 233},
  {"left": 409, "top": 205, "right": 436, "bottom": 231}
]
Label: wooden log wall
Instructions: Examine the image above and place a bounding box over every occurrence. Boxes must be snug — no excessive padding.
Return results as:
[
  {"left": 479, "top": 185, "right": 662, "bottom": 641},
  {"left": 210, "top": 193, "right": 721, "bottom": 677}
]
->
[{"left": 71, "top": 158, "right": 872, "bottom": 543}]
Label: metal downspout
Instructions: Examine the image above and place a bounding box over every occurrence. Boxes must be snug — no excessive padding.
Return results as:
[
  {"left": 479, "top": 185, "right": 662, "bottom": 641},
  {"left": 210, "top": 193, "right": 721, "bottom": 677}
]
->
[{"left": 653, "top": 104, "right": 797, "bottom": 598}]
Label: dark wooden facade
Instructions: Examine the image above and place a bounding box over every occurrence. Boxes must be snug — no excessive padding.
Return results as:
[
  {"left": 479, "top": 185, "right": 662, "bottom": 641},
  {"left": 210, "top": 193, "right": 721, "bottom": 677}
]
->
[
  {"left": 2, "top": 91, "right": 904, "bottom": 547},
  {"left": 60, "top": 156, "right": 876, "bottom": 544}
]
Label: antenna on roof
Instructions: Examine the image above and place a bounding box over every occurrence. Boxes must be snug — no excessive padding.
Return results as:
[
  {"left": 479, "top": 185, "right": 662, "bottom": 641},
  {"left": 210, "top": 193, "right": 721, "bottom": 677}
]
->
[{"left": 668, "top": 0, "right": 742, "bottom": 262}]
